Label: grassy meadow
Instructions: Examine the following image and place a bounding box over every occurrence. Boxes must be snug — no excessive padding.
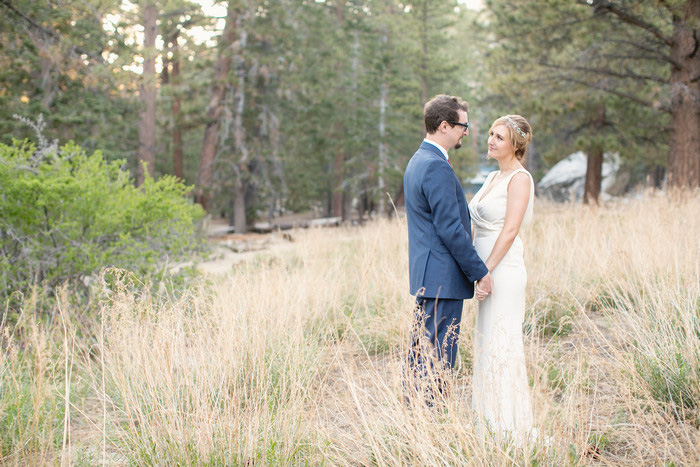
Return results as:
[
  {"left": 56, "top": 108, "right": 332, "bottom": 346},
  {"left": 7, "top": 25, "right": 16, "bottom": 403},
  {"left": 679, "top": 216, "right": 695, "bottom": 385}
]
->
[{"left": 1, "top": 191, "right": 699, "bottom": 465}]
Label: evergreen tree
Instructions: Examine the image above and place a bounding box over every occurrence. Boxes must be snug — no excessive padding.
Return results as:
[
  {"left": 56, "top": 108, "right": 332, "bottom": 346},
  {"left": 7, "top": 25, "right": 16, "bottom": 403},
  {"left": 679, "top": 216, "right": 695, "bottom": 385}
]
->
[
  {"left": 482, "top": 0, "right": 698, "bottom": 194},
  {"left": 157, "top": 0, "right": 211, "bottom": 182},
  {"left": 0, "top": 0, "right": 138, "bottom": 161},
  {"left": 136, "top": 1, "right": 158, "bottom": 186}
]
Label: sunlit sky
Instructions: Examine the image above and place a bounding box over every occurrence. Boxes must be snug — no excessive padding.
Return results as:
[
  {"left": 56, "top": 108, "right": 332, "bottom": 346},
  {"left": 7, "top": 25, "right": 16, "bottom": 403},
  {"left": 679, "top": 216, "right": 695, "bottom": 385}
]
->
[
  {"left": 461, "top": 0, "right": 484, "bottom": 10},
  {"left": 108, "top": 0, "right": 485, "bottom": 73},
  {"left": 194, "top": 0, "right": 485, "bottom": 42},
  {"left": 197, "top": 0, "right": 484, "bottom": 21},
  {"left": 188, "top": 0, "right": 485, "bottom": 51}
]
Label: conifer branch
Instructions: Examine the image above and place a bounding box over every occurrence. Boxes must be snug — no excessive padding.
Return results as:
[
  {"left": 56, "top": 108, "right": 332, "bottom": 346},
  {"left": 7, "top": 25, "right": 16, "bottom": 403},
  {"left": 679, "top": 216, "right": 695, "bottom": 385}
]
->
[
  {"left": 560, "top": 76, "right": 659, "bottom": 110},
  {"left": 0, "top": 0, "right": 105, "bottom": 63},
  {"left": 539, "top": 60, "right": 668, "bottom": 85},
  {"left": 606, "top": 38, "right": 680, "bottom": 69},
  {"left": 583, "top": 0, "right": 674, "bottom": 47}
]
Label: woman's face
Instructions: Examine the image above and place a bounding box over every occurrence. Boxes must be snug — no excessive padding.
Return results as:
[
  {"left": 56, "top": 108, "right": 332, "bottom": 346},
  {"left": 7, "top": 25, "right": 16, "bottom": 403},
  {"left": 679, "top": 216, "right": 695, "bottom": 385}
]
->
[{"left": 487, "top": 124, "right": 515, "bottom": 161}]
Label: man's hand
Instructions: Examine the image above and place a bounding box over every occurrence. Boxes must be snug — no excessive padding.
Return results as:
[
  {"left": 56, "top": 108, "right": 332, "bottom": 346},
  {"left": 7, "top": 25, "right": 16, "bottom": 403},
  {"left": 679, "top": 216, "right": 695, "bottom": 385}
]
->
[{"left": 475, "top": 272, "right": 492, "bottom": 301}]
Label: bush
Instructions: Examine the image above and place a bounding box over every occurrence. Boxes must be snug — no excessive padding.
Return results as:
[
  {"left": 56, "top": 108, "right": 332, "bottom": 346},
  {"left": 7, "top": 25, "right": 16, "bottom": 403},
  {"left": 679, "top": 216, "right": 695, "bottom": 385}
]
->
[
  {"left": 634, "top": 349, "right": 700, "bottom": 424},
  {"left": 0, "top": 137, "right": 204, "bottom": 301}
]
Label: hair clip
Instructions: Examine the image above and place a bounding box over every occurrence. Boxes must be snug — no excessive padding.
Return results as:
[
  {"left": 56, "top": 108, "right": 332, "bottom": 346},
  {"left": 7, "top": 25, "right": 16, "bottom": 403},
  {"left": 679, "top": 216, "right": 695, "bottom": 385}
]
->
[{"left": 507, "top": 117, "right": 527, "bottom": 139}]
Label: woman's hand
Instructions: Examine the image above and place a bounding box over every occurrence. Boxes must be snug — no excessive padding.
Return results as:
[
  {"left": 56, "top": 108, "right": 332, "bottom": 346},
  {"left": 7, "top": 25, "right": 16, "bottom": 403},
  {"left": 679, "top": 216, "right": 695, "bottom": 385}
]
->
[{"left": 474, "top": 281, "right": 490, "bottom": 300}]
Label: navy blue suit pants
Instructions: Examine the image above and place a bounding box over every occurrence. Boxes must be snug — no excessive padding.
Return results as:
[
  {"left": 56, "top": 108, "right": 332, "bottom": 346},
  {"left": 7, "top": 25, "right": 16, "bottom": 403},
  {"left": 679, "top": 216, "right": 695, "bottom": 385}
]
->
[{"left": 406, "top": 296, "right": 463, "bottom": 403}]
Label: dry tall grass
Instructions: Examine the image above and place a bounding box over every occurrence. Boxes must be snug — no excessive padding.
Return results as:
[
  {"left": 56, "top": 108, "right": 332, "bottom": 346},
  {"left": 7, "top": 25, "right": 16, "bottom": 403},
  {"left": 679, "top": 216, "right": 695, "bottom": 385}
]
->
[{"left": 2, "top": 191, "right": 699, "bottom": 465}]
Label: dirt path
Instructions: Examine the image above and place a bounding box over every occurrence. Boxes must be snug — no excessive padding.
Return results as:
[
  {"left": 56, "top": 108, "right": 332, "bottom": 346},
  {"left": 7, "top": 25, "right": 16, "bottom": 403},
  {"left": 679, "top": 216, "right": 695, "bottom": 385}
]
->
[{"left": 175, "top": 217, "right": 298, "bottom": 275}]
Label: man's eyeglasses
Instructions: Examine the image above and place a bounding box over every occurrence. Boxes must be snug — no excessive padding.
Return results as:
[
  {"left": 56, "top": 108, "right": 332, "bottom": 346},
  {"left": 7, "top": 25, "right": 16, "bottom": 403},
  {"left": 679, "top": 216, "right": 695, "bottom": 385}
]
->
[{"left": 448, "top": 121, "right": 469, "bottom": 131}]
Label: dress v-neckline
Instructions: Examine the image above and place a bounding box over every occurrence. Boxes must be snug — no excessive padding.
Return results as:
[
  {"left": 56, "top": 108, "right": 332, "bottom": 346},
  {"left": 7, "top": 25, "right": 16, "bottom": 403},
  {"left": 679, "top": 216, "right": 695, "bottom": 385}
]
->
[
  {"left": 479, "top": 171, "right": 505, "bottom": 202},
  {"left": 479, "top": 169, "right": 522, "bottom": 202}
]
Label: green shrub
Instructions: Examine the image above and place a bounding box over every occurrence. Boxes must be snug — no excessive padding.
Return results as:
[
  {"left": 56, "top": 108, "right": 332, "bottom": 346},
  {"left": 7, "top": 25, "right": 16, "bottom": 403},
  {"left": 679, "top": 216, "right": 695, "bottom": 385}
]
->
[
  {"left": 634, "top": 351, "right": 699, "bottom": 423},
  {"left": 0, "top": 137, "right": 204, "bottom": 301},
  {"left": 526, "top": 290, "right": 575, "bottom": 337}
]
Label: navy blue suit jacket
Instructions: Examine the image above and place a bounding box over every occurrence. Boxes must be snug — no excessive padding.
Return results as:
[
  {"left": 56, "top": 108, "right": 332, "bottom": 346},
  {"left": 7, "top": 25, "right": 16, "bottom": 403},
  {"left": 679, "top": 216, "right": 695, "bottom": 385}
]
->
[{"left": 403, "top": 141, "right": 489, "bottom": 299}]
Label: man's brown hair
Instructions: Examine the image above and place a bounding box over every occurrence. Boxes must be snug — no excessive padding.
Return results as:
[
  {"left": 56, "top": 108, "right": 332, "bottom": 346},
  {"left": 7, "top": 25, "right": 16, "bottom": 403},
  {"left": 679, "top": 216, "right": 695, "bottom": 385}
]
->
[{"left": 424, "top": 95, "right": 469, "bottom": 134}]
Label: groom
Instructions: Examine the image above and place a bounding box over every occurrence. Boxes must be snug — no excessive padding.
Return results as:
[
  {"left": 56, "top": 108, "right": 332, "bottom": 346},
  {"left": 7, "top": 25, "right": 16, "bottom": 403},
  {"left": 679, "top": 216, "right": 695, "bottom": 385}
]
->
[{"left": 403, "top": 94, "right": 492, "bottom": 400}]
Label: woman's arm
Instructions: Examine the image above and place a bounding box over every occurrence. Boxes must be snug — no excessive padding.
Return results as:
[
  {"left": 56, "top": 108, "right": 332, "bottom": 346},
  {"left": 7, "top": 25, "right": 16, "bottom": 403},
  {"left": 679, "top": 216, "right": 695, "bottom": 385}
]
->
[{"left": 483, "top": 172, "right": 531, "bottom": 271}]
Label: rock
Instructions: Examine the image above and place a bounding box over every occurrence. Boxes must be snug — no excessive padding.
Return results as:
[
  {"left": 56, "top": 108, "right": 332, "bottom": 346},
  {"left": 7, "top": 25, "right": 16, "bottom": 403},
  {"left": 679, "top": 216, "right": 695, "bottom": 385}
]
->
[
  {"left": 537, "top": 151, "right": 627, "bottom": 202},
  {"left": 308, "top": 216, "right": 342, "bottom": 227},
  {"left": 221, "top": 235, "right": 270, "bottom": 253}
]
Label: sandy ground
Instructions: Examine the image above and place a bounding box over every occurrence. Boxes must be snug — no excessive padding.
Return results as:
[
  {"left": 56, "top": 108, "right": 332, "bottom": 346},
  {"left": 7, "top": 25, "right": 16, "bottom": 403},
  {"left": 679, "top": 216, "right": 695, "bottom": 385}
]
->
[{"left": 193, "top": 217, "right": 300, "bottom": 275}]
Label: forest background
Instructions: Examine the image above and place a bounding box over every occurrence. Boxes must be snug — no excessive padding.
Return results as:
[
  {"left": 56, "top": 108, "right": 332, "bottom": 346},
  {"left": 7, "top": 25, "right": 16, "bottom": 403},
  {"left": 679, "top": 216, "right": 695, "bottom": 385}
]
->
[
  {"left": 3, "top": 0, "right": 699, "bottom": 233},
  {"left": 2, "top": 1, "right": 700, "bottom": 465}
]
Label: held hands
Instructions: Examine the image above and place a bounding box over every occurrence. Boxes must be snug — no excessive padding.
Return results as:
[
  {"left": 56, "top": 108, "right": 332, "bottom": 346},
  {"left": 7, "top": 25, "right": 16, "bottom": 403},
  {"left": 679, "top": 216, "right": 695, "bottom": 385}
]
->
[{"left": 475, "top": 272, "right": 493, "bottom": 301}]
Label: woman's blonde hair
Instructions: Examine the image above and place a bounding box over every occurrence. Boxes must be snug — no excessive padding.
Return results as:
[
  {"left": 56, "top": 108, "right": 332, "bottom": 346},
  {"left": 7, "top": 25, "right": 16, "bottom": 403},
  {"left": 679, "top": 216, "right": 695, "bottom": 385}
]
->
[{"left": 490, "top": 114, "right": 532, "bottom": 161}]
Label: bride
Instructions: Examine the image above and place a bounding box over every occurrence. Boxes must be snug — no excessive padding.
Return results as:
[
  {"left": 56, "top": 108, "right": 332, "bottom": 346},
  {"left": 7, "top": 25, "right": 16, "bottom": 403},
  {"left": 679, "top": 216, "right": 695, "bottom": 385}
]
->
[{"left": 468, "top": 114, "right": 535, "bottom": 441}]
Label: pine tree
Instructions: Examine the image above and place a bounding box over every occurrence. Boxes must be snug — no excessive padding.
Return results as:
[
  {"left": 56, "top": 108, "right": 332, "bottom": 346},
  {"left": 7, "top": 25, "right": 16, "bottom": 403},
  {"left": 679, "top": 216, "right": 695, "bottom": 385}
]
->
[
  {"left": 483, "top": 0, "right": 699, "bottom": 194},
  {"left": 0, "top": 0, "right": 138, "bottom": 161},
  {"left": 482, "top": 0, "right": 671, "bottom": 201}
]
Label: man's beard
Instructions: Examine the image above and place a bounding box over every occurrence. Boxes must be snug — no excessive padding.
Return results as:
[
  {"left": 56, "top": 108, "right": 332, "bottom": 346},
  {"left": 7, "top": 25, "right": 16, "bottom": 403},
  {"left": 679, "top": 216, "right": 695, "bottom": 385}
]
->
[{"left": 454, "top": 141, "right": 462, "bottom": 150}]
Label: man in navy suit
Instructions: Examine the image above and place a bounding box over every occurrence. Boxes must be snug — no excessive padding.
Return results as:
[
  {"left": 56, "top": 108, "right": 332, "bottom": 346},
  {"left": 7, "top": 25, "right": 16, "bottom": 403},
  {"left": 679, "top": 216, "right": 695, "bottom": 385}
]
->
[{"left": 403, "top": 94, "right": 492, "bottom": 402}]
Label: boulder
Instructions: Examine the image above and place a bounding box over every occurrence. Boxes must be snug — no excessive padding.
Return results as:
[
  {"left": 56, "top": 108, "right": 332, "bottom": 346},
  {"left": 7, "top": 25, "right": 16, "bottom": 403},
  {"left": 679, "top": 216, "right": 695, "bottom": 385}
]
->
[{"left": 537, "top": 151, "right": 629, "bottom": 202}]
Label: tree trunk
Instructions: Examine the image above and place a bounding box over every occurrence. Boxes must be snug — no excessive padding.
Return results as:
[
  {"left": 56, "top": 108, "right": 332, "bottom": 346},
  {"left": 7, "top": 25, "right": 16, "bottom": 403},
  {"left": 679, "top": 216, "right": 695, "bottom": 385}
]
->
[
  {"left": 161, "top": 30, "right": 183, "bottom": 180},
  {"left": 269, "top": 111, "right": 284, "bottom": 223},
  {"left": 583, "top": 149, "right": 603, "bottom": 204},
  {"left": 26, "top": 25, "right": 56, "bottom": 109},
  {"left": 39, "top": 54, "right": 55, "bottom": 109},
  {"left": 667, "top": 0, "right": 700, "bottom": 189},
  {"left": 583, "top": 103, "right": 605, "bottom": 204},
  {"left": 171, "top": 34, "right": 183, "bottom": 180},
  {"left": 231, "top": 34, "right": 249, "bottom": 234},
  {"left": 392, "top": 182, "right": 404, "bottom": 214},
  {"left": 195, "top": 5, "right": 238, "bottom": 210},
  {"left": 137, "top": 3, "right": 157, "bottom": 187},
  {"left": 646, "top": 165, "right": 665, "bottom": 189},
  {"left": 326, "top": 179, "right": 333, "bottom": 217},
  {"left": 524, "top": 140, "right": 539, "bottom": 176},
  {"left": 233, "top": 182, "right": 246, "bottom": 234},
  {"left": 378, "top": 23, "right": 388, "bottom": 217},
  {"left": 332, "top": 150, "right": 345, "bottom": 218},
  {"left": 378, "top": 78, "right": 388, "bottom": 217}
]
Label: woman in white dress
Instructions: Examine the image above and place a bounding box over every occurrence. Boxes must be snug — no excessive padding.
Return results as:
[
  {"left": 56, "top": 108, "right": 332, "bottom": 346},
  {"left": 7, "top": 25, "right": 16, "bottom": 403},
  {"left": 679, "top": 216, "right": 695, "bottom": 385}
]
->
[{"left": 468, "top": 115, "right": 535, "bottom": 441}]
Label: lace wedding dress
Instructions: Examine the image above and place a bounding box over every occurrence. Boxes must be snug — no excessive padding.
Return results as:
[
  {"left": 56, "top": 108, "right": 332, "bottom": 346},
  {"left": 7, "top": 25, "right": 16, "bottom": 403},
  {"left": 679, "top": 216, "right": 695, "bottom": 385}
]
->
[{"left": 468, "top": 168, "right": 534, "bottom": 439}]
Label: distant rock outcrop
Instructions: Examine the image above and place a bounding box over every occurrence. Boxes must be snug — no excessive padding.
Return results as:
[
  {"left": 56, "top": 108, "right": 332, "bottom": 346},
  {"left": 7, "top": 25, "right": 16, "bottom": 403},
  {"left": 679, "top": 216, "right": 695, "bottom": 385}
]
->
[{"left": 537, "top": 152, "right": 630, "bottom": 202}]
